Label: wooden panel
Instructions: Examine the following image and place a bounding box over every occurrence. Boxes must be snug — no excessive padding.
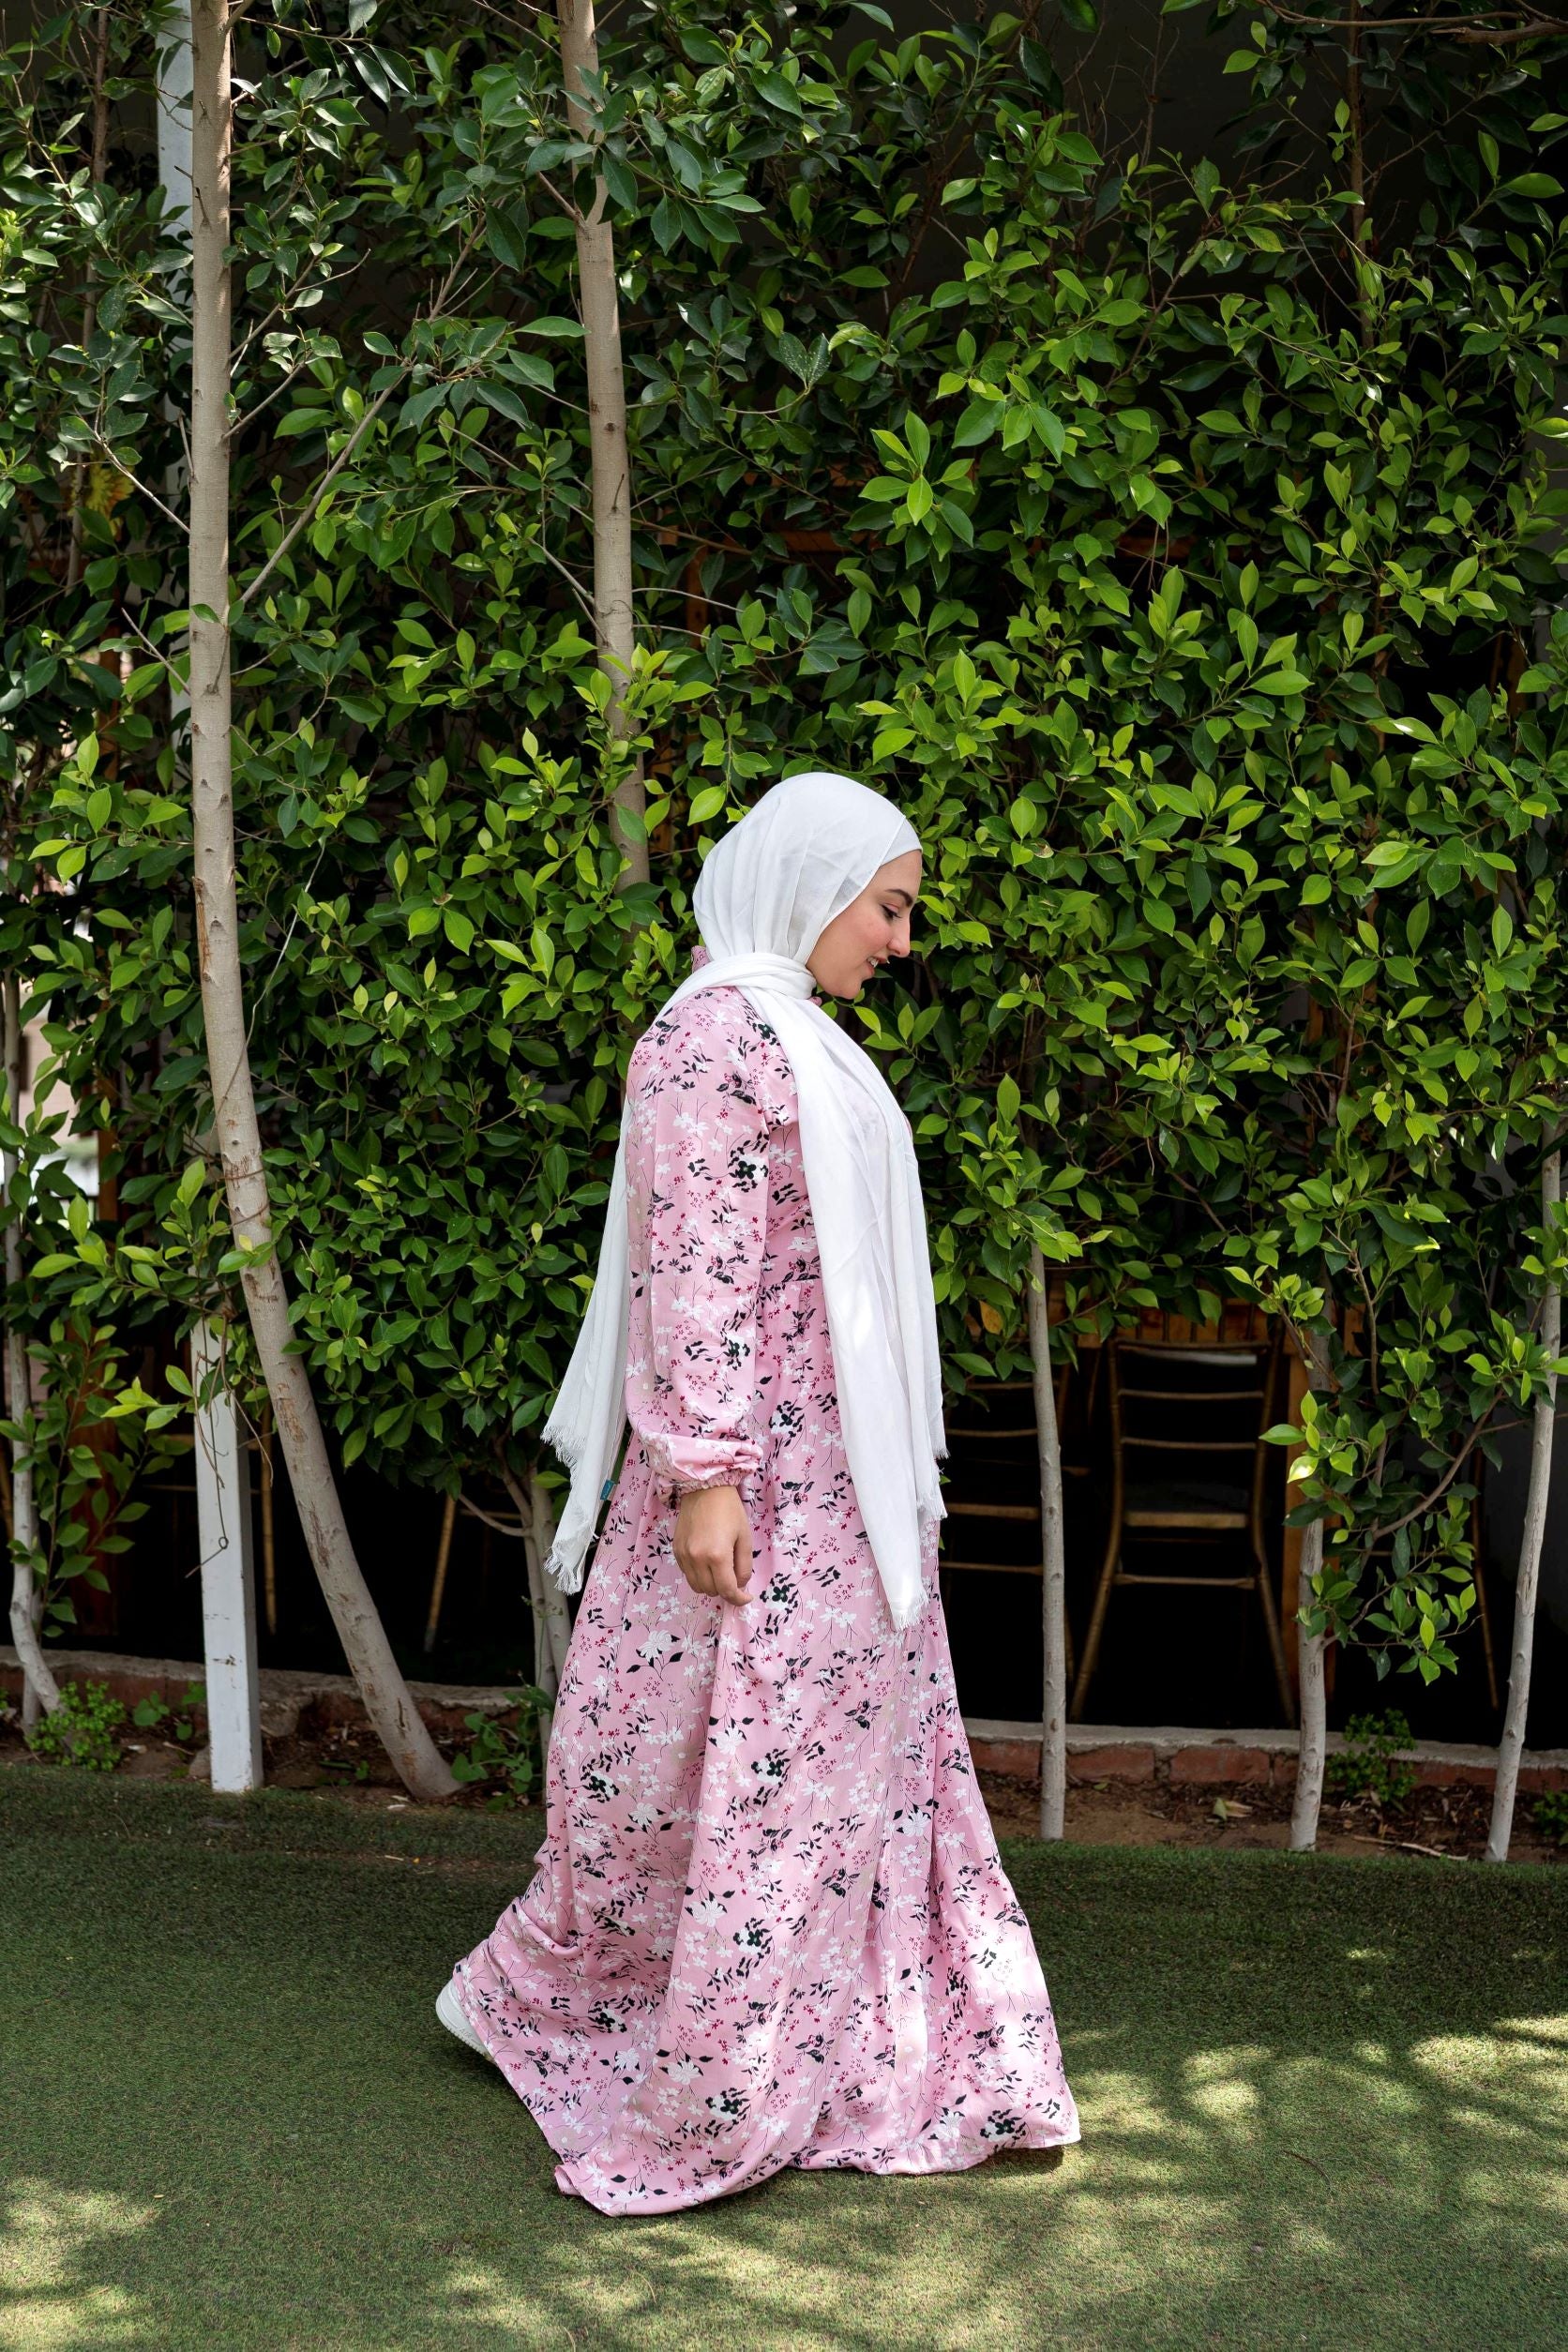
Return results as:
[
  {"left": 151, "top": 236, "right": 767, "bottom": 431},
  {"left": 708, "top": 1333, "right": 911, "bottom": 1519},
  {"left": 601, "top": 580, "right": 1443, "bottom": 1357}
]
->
[
  {"left": 1123, "top": 1437, "right": 1256, "bottom": 1454},
  {"left": 1125, "top": 1508, "right": 1248, "bottom": 1530},
  {"left": 944, "top": 1500, "right": 1038, "bottom": 1521},
  {"left": 1117, "top": 1572, "right": 1257, "bottom": 1591},
  {"left": 940, "top": 1558, "right": 1043, "bottom": 1576}
]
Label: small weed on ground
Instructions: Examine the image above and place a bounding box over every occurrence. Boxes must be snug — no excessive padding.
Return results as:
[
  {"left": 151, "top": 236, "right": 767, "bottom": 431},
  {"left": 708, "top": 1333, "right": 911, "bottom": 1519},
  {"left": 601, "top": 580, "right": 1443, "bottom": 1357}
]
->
[
  {"left": 449, "top": 1685, "right": 551, "bottom": 1807},
  {"left": 1327, "top": 1710, "right": 1418, "bottom": 1807},
  {"left": 1532, "top": 1788, "right": 1568, "bottom": 1846},
  {"left": 130, "top": 1682, "right": 206, "bottom": 1746},
  {"left": 25, "top": 1678, "right": 128, "bottom": 1772}
]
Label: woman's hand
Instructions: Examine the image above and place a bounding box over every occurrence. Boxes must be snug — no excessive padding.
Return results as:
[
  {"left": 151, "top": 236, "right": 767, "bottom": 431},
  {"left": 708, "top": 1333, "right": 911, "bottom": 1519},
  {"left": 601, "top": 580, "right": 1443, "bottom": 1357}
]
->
[{"left": 673, "top": 1483, "right": 753, "bottom": 1607}]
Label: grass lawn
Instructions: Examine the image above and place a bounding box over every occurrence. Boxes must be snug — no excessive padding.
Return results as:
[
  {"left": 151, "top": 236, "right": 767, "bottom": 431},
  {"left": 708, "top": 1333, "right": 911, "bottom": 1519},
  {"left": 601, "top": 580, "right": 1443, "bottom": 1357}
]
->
[{"left": 2, "top": 1767, "right": 1565, "bottom": 2352}]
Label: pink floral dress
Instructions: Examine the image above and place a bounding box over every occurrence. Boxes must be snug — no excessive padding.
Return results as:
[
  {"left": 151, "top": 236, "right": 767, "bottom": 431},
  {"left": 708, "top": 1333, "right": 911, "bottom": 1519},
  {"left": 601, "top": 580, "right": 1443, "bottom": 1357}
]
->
[{"left": 450, "top": 961, "right": 1079, "bottom": 2214}]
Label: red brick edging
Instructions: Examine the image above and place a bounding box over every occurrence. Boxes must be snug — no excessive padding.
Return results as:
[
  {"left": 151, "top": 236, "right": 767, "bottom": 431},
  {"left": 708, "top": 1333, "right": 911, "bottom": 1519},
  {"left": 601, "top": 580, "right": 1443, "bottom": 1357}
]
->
[
  {"left": 964, "top": 1718, "right": 1568, "bottom": 1796},
  {"left": 0, "top": 1646, "right": 508, "bottom": 1743},
  {"left": 7, "top": 1652, "right": 1566, "bottom": 1796}
]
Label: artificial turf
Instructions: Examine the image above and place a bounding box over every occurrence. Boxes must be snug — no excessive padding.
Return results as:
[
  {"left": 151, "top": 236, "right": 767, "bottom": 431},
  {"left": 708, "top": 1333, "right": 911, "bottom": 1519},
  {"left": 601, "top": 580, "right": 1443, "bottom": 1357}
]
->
[{"left": 2, "top": 1765, "right": 1565, "bottom": 2352}]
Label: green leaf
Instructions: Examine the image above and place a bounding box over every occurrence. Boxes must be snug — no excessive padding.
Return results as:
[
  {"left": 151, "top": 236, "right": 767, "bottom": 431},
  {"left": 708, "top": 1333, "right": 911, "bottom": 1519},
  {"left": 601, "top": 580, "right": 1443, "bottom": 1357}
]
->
[
  {"left": 756, "top": 68, "right": 804, "bottom": 116},
  {"left": 401, "top": 384, "right": 448, "bottom": 431},
  {"left": 485, "top": 204, "right": 531, "bottom": 275},
  {"left": 275, "top": 409, "right": 335, "bottom": 439},
  {"left": 952, "top": 400, "right": 999, "bottom": 449},
  {"left": 477, "top": 382, "right": 532, "bottom": 429}
]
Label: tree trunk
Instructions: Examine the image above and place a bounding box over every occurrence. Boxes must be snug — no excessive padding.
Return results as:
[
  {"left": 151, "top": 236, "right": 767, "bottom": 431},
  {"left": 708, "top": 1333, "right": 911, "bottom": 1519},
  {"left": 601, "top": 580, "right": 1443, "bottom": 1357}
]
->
[
  {"left": 499, "top": 1452, "right": 573, "bottom": 1707},
  {"left": 520, "top": 1512, "right": 557, "bottom": 1709},
  {"left": 1027, "top": 1245, "right": 1068, "bottom": 1840},
  {"left": 187, "top": 0, "right": 456, "bottom": 1802},
  {"left": 1343, "top": 0, "right": 1377, "bottom": 351},
  {"left": 527, "top": 1468, "right": 574, "bottom": 1691},
  {"left": 2, "top": 973, "right": 60, "bottom": 1723},
  {"left": 1288, "top": 1340, "right": 1332, "bottom": 1852},
  {"left": 1288, "top": 1511, "right": 1327, "bottom": 1851},
  {"left": 1487, "top": 1149, "right": 1560, "bottom": 1863},
  {"left": 501, "top": 1456, "right": 571, "bottom": 1769},
  {"left": 555, "top": 0, "right": 647, "bottom": 888},
  {"left": 66, "top": 6, "right": 114, "bottom": 592}
]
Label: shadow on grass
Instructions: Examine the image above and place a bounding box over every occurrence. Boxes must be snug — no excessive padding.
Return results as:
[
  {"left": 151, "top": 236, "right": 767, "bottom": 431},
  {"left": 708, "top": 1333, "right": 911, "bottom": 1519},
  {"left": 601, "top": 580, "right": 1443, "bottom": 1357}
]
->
[{"left": 2, "top": 1770, "right": 1565, "bottom": 2351}]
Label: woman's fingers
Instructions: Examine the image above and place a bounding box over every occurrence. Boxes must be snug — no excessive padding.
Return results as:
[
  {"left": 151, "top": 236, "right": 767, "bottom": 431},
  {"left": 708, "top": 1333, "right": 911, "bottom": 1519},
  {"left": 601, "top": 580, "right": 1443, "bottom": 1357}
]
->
[
  {"left": 674, "top": 1535, "right": 712, "bottom": 1594},
  {"left": 673, "top": 1485, "right": 753, "bottom": 1606},
  {"left": 732, "top": 1515, "right": 754, "bottom": 1601},
  {"left": 710, "top": 1537, "right": 751, "bottom": 1608}
]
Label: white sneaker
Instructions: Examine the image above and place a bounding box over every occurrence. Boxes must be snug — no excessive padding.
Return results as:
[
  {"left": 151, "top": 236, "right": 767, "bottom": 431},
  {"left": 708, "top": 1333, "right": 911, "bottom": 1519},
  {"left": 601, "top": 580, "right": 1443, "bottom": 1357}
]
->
[{"left": 436, "top": 1978, "right": 491, "bottom": 2059}]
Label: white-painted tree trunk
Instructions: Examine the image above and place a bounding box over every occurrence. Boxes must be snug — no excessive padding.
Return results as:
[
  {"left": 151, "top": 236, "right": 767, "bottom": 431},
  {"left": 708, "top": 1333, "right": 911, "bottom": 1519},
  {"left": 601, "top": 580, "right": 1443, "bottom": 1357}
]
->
[
  {"left": 188, "top": 1, "right": 456, "bottom": 1800},
  {"left": 518, "top": 1511, "right": 558, "bottom": 1772},
  {"left": 527, "top": 1470, "right": 574, "bottom": 1692},
  {"left": 1027, "top": 1244, "right": 1068, "bottom": 1841},
  {"left": 1288, "top": 1512, "right": 1327, "bottom": 1851},
  {"left": 502, "top": 1455, "right": 572, "bottom": 1741},
  {"left": 154, "top": 0, "right": 193, "bottom": 219},
  {"left": 2, "top": 973, "right": 59, "bottom": 1726},
  {"left": 1288, "top": 1337, "right": 1331, "bottom": 1851},
  {"left": 1487, "top": 1149, "right": 1560, "bottom": 1863},
  {"left": 555, "top": 0, "right": 647, "bottom": 887},
  {"left": 190, "top": 1319, "right": 262, "bottom": 1791},
  {"left": 158, "top": 0, "right": 259, "bottom": 1777}
]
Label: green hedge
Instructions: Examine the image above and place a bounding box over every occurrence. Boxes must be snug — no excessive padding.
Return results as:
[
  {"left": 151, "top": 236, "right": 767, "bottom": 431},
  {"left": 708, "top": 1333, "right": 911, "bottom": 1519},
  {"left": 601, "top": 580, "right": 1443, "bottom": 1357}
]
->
[{"left": 4, "top": 1, "right": 1566, "bottom": 1681}]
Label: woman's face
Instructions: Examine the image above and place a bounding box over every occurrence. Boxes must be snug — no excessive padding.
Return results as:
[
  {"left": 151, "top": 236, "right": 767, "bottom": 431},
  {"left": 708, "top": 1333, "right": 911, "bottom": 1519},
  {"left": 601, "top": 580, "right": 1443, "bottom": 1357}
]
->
[{"left": 806, "top": 849, "right": 922, "bottom": 999}]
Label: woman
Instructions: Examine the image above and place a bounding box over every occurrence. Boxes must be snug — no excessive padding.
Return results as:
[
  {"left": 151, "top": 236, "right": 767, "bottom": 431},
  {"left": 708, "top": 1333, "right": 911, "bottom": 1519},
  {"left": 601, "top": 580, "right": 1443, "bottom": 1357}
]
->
[{"left": 438, "top": 771, "right": 1078, "bottom": 2214}]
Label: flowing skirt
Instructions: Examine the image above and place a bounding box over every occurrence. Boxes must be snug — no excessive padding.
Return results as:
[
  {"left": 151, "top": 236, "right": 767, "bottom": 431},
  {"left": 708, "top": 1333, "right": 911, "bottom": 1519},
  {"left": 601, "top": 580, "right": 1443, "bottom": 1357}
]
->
[{"left": 450, "top": 1451, "right": 1079, "bottom": 2214}]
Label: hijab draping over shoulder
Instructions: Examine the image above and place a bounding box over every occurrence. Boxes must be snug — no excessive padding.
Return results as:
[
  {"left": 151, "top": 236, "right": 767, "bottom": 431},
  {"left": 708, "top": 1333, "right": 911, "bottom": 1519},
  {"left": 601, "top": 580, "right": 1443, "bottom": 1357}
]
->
[{"left": 540, "top": 770, "right": 947, "bottom": 1633}]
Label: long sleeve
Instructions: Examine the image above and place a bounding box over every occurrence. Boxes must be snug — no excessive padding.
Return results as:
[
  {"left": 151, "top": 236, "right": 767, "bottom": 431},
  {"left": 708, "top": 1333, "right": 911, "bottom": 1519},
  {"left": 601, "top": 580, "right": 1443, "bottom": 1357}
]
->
[{"left": 622, "top": 988, "right": 788, "bottom": 1499}]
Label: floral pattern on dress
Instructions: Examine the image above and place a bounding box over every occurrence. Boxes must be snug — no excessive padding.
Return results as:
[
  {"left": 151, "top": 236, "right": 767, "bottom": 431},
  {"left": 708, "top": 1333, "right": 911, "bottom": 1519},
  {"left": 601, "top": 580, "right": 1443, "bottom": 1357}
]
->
[{"left": 450, "top": 969, "right": 1079, "bottom": 2214}]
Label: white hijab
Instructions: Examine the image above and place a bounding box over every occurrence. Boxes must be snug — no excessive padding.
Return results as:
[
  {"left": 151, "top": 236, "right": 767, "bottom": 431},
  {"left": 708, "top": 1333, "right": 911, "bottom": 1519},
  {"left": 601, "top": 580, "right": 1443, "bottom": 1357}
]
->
[{"left": 541, "top": 769, "right": 947, "bottom": 1633}]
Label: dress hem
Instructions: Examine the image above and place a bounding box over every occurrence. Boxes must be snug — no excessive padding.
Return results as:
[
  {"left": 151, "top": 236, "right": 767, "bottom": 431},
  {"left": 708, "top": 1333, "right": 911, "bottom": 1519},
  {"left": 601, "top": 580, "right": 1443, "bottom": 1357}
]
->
[{"left": 455, "top": 1968, "right": 1080, "bottom": 2217}]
